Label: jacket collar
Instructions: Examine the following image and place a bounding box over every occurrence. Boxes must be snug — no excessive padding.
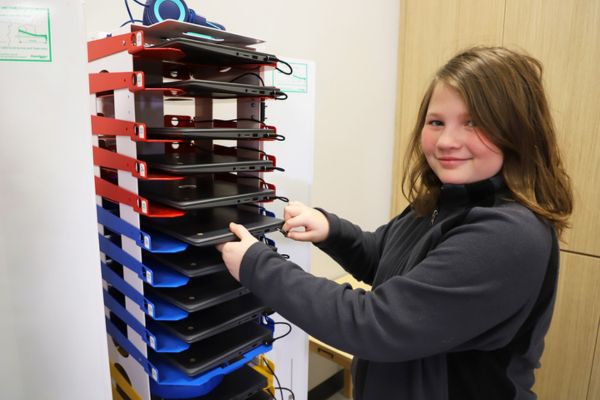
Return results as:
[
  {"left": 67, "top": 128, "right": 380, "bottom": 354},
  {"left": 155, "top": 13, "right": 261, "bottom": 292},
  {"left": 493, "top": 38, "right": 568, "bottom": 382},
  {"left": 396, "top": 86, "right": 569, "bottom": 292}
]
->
[{"left": 438, "top": 174, "right": 506, "bottom": 209}]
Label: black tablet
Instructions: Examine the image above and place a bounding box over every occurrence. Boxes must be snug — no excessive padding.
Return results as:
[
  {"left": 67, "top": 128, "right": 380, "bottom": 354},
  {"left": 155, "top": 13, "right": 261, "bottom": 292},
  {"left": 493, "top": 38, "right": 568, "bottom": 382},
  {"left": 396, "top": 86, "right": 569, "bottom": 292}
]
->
[
  {"left": 149, "top": 37, "right": 278, "bottom": 66},
  {"left": 142, "top": 206, "right": 283, "bottom": 246},
  {"left": 139, "top": 176, "right": 275, "bottom": 210},
  {"left": 182, "top": 364, "right": 268, "bottom": 400},
  {"left": 148, "top": 79, "right": 285, "bottom": 99},
  {"left": 158, "top": 321, "right": 273, "bottom": 376},
  {"left": 149, "top": 294, "right": 268, "bottom": 343},
  {"left": 246, "top": 391, "right": 272, "bottom": 400},
  {"left": 143, "top": 246, "right": 226, "bottom": 278},
  {"left": 146, "top": 126, "right": 277, "bottom": 141},
  {"left": 144, "top": 271, "right": 248, "bottom": 313},
  {"left": 138, "top": 152, "right": 273, "bottom": 174}
]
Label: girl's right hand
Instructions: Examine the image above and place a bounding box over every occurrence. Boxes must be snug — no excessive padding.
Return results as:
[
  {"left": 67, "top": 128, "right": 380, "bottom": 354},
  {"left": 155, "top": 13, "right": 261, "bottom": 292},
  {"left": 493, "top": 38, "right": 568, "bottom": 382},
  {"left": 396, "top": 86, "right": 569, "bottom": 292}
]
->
[{"left": 282, "top": 201, "right": 330, "bottom": 243}]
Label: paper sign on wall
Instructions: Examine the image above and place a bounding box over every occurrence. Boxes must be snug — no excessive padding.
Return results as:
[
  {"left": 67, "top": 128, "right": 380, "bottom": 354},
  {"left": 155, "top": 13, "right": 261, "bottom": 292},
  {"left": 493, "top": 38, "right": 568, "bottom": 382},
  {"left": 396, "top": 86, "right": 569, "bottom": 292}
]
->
[
  {"left": 0, "top": 6, "right": 52, "bottom": 62},
  {"left": 271, "top": 62, "right": 308, "bottom": 93}
]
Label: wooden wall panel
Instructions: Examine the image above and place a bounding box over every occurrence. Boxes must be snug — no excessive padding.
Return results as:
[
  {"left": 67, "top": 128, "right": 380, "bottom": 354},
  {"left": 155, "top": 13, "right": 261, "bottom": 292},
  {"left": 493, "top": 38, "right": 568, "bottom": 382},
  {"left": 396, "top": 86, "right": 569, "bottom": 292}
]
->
[
  {"left": 589, "top": 323, "right": 600, "bottom": 399},
  {"left": 391, "top": 0, "right": 505, "bottom": 213},
  {"left": 392, "top": 2, "right": 600, "bottom": 397},
  {"left": 533, "top": 252, "right": 600, "bottom": 399},
  {"left": 503, "top": 0, "right": 600, "bottom": 256}
]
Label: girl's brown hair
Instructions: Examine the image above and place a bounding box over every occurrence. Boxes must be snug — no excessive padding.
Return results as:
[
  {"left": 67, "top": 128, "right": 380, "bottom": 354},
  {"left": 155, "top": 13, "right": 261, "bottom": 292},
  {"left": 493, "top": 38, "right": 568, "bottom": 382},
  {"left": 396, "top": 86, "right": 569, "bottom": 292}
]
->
[{"left": 402, "top": 47, "right": 573, "bottom": 236}]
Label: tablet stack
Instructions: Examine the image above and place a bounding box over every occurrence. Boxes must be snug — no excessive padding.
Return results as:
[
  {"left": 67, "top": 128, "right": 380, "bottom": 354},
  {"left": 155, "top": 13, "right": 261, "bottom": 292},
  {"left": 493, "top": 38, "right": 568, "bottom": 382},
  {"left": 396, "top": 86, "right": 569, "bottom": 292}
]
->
[{"left": 88, "top": 21, "right": 290, "bottom": 399}]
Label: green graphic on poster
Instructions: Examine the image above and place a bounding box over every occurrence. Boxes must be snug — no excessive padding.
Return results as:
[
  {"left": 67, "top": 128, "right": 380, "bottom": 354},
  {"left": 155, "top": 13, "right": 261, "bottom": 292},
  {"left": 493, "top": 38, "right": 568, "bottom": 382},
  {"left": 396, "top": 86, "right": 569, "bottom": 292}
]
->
[
  {"left": 0, "top": 6, "right": 52, "bottom": 62},
  {"left": 272, "top": 62, "right": 308, "bottom": 93}
]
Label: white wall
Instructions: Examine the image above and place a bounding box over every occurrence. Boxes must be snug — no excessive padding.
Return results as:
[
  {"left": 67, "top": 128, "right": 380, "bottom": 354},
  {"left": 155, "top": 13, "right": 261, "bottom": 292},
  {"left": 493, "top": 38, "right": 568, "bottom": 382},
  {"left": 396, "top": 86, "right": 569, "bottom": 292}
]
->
[
  {"left": 84, "top": 0, "right": 400, "bottom": 280},
  {"left": 0, "top": 1, "right": 111, "bottom": 399}
]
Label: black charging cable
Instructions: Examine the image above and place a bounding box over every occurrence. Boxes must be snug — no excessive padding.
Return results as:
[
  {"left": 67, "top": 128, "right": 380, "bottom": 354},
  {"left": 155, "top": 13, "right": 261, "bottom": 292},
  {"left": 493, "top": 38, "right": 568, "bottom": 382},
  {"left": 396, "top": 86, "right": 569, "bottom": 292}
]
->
[
  {"left": 275, "top": 92, "right": 289, "bottom": 101},
  {"left": 231, "top": 72, "right": 265, "bottom": 86},
  {"left": 260, "top": 317, "right": 296, "bottom": 400},
  {"left": 274, "top": 58, "right": 294, "bottom": 76},
  {"left": 264, "top": 357, "right": 296, "bottom": 400},
  {"left": 235, "top": 146, "right": 286, "bottom": 172},
  {"left": 271, "top": 321, "right": 293, "bottom": 343},
  {"left": 270, "top": 387, "right": 296, "bottom": 400},
  {"left": 231, "top": 72, "right": 290, "bottom": 101}
]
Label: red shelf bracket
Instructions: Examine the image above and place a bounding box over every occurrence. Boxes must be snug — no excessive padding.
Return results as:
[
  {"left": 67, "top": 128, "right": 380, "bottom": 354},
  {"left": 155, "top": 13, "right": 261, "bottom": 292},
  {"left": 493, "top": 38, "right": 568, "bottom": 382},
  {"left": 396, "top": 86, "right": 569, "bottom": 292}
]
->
[
  {"left": 93, "top": 146, "right": 183, "bottom": 181},
  {"left": 91, "top": 115, "right": 147, "bottom": 141},
  {"left": 89, "top": 71, "right": 145, "bottom": 94},
  {"left": 93, "top": 146, "right": 148, "bottom": 179},
  {"left": 94, "top": 177, "right": 184, "bottom": 218},
  {"left": 95, "top": 176, "right": 149, "bottom": 215},
  {"left": 91, "top": 115, "right": 182, "bottom": 144},
  {"left": 88, "top": 32, "right": 145, "bottom": 62}
]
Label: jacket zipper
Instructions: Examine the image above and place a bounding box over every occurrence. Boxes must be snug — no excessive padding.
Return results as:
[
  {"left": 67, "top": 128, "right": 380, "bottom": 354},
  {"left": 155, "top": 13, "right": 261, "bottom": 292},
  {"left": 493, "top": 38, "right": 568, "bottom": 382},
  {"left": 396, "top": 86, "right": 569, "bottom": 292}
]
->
[{"left": 430, "top": 209, "right": 439, "bottom": 225}]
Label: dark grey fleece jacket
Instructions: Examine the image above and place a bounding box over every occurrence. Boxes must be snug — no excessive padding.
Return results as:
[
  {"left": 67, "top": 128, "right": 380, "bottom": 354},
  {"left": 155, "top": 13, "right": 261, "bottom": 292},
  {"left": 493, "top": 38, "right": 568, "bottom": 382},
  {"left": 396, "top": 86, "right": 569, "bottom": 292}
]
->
[{"left": 240, "top": 177, "right": 558, "bottom": 400}]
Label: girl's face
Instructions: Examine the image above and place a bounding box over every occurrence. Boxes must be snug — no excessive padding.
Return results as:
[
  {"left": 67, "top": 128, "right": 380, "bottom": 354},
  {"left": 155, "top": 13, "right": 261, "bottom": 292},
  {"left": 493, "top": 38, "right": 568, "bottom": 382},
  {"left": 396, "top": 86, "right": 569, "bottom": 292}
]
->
[{"left": 421, "top": 83, "right": 504, "bottom": 184}]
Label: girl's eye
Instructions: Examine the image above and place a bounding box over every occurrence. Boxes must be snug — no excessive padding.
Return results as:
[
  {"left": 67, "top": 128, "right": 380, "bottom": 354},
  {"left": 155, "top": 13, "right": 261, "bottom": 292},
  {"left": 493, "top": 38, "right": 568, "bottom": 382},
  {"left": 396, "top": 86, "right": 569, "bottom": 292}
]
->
[
  {"left": 466, "top": 120, "right": 476, "bottom": 127},
  {"left": 428, "top": 120, "right": 443, "bottom": 127}
]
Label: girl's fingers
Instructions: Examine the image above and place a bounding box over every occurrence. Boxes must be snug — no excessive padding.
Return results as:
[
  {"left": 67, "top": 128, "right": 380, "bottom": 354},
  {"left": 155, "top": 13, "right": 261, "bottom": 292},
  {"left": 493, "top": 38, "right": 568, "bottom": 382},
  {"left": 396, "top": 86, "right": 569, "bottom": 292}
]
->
[
  {"left": 229, "top": 222, "right": 253, "bottom": 240},
  {"left": 286, "top": 230, "right": 315, "bottom": 242},
  {"left": 284, "top": 204, "right": 303, "bottom": 220},
  {"left": 282, "top": 214, "right": 309, "bottom": 232}
]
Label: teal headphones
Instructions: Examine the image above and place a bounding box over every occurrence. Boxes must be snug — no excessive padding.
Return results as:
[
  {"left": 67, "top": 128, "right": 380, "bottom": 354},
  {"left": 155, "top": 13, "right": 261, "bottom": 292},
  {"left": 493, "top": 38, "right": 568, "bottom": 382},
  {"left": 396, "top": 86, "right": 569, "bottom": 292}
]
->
[{"left": 142, "top": 0, "right": 225, "bottom": 29}]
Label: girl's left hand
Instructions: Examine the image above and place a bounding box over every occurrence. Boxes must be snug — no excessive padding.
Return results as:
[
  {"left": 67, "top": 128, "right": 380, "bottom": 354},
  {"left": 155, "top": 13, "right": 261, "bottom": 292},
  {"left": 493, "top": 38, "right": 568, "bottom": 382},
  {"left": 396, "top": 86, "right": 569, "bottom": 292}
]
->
[{"left": 216, "top": 222, "right": 258, "bottom": 281}]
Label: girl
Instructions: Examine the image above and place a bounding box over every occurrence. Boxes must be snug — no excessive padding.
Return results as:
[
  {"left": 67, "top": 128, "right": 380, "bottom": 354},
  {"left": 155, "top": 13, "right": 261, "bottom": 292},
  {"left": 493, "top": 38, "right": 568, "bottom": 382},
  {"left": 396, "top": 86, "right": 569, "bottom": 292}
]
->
[{"left": 217, "top": 47, "right": 573, "bottom": 400}]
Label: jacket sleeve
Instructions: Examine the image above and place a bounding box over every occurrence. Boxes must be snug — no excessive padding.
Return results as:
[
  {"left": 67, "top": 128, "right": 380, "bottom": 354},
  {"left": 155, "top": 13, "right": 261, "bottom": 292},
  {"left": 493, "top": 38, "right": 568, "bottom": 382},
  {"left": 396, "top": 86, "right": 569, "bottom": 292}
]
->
[
  {"left": 313, "top": 209, "right": 394, "bottom": 284},
  {"left": 239, "top": 205, "right": 553, "bottom": 362}
]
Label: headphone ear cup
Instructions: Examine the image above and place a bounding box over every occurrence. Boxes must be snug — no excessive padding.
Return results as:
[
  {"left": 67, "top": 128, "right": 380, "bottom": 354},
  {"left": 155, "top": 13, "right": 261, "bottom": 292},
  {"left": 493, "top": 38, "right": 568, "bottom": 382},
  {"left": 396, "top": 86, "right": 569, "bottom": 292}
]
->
[
  {"left": 142, "top": 0, "right": 191, "bottom": 25},
  {"left": 142, "top": 0, "right": 157, "bottom": 25},
  {"left": 141, "top": 0, "right": 225, "bottom": 30}
]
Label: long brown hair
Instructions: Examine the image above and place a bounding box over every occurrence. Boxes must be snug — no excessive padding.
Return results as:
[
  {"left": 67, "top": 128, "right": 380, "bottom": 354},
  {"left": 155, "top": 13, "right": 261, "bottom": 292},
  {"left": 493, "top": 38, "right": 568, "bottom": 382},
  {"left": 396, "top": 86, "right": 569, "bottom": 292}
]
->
[{"left": 402, "top": 47, "right": 573, "bottom": 236}]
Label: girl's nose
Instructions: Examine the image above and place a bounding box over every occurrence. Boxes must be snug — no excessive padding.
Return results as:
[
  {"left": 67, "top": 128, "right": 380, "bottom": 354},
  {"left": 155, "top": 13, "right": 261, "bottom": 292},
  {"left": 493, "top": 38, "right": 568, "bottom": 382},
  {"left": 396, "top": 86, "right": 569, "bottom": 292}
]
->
[{"left": 436, "top": 127, "right": 461, "bottom": 150}]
